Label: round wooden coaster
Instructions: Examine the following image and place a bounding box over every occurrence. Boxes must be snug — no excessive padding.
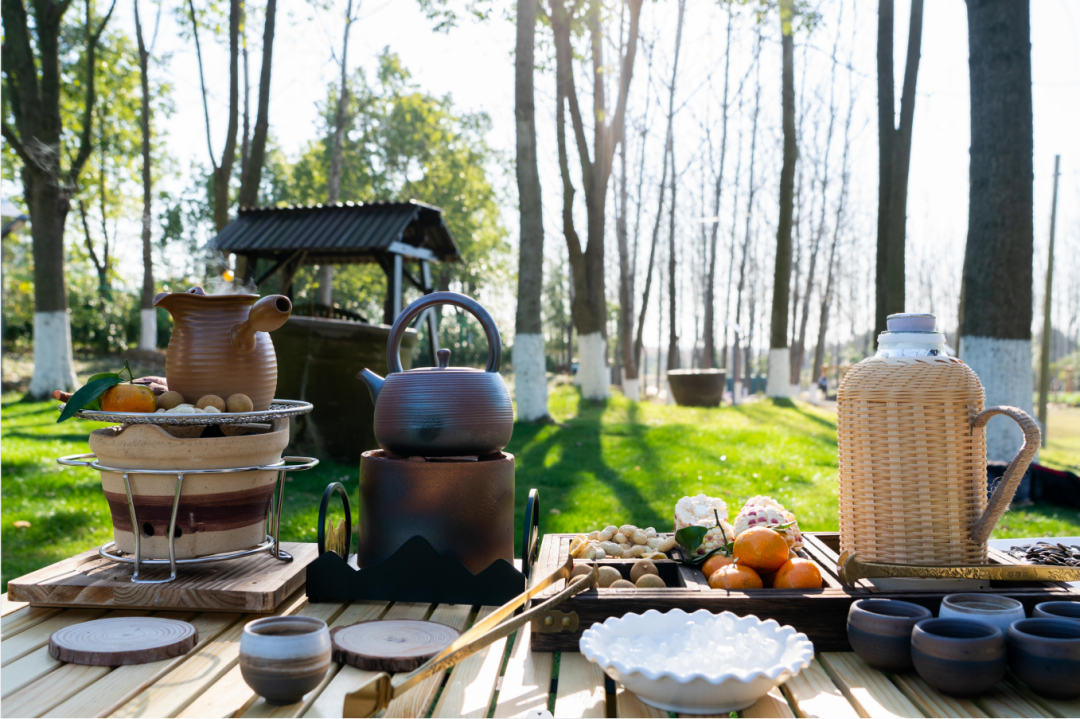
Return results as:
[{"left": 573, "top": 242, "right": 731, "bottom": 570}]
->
[
  {"left": 48, "top": 617, "right": 198, "bottom": 666},
  {"left": 330, "top": 620, "right": 461, "bottom": 672}
]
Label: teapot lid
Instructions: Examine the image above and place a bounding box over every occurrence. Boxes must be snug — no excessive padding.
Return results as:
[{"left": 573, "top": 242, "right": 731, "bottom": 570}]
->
[{"left": 402, "top": 349, "right": 487, "bottom": 373}]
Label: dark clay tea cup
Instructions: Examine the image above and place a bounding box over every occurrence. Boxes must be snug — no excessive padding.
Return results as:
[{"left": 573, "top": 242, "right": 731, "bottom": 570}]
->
[
  {"left": 847, "top": 599, "right": 932, "bottom": 672},
  {"left": 911, "top": 618, "right": 1005, "bottom": 697},
  {"left": 240, "top": 616, "right": 331, "bottom": 705},
  {"left": 1007, "top": 618, "right": 1080, "bottom": 700},
  {"left": 1032, "top": 601, "right": 1080, "bottom": 624}
]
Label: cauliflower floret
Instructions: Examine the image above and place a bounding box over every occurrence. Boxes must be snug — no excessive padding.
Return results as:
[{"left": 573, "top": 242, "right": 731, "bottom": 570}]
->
[{"left": 674, "top": 494, "right": 729, "bottom": 531}]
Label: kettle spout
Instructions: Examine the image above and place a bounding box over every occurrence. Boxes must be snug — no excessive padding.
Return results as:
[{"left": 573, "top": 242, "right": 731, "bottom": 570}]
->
[
  {"left": 357, "top": 369, "right": 384, "bottom": 403},
  {"left": 231, "top": 295, "right": 292, "bottom": 353}
]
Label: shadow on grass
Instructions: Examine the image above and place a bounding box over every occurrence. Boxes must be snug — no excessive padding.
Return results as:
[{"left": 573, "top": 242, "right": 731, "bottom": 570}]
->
[{"left": 507, "top": 392, "right": 668, "bottom": 550}]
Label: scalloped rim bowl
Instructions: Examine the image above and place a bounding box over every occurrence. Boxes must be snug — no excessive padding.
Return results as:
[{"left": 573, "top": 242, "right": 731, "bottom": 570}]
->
[{"left": 579, "top": 609, "right": 814, "bottom": 714}]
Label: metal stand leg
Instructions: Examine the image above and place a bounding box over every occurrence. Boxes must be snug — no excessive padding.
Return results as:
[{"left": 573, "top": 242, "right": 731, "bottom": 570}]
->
[
  {"left": 270, "top": 468, "right": 293, "bottom": 562},
  {"left": 123, "top": 471, "right": 183, "bottom": 585}
]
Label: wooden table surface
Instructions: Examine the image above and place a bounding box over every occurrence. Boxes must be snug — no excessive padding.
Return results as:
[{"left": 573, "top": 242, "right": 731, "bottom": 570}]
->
[{"left": 3, "top": 589, "right": 1078, "bottom": 719}]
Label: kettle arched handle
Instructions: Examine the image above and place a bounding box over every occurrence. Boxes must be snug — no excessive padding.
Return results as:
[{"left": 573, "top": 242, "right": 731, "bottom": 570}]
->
[
  {"left": 386, "top": 292, "right": 502, "bottom": 374},
  {"left": 969, "top": 406, "right": 1042, "bottom": 546}
]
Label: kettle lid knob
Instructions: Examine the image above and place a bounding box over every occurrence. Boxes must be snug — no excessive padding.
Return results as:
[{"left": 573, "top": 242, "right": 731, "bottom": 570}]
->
[{"left": 437, "top": 348, "right": 451, "bottom": 369}]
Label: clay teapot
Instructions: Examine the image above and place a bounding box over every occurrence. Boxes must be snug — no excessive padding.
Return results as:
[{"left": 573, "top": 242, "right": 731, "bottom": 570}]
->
[
  {"left": 154, "top": 287, "right": 292, "bottom": 411},
  {"left": 358, "top": 292, "right": 513, "bottom": 457}
]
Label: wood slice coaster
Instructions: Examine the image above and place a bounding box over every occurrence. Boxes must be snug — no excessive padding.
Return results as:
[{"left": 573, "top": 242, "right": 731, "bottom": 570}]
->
[
  {"left": 48, "top": 617, "right": 198, "bottom": 665},
  {"left": 331, "top": 619, "right": 461, "bottom": 672}
]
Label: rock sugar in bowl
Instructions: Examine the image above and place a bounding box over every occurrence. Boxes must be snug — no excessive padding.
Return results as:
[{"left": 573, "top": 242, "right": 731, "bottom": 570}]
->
[{"left": 579, "top": 609, "right": 813, "bottom": 714}]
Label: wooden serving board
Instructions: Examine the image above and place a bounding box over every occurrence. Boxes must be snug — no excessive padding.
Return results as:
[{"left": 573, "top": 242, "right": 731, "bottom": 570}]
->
[
  {"left": 529, "top": 532, "right": 1080, "bottom": 653},
  {"left": 7, "top": 542, "right": 316, "bottom": 613}
]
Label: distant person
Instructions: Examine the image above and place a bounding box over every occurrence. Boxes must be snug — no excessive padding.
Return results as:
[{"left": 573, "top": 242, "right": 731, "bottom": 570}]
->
[{"left": 817, "top": 374, "right": 828, "bottom": 399}]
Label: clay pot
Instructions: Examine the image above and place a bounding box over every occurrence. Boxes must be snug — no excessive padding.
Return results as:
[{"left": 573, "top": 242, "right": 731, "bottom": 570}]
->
[
  {"left": 154, "top": 288, "right": 292, "bottom": 411},
  {"left": 1007, "top": 618, "right": 1080, "bottom": 700},
  {"left": 911, "top": 618, "right": 1006, "bottom": 697},
  {"left": 666, "top": 369, "right": 727, "bottom": 407},
  {"left": 240, "top": 616, "right": 331, "bottom": 705},
  {"left": 847, "top": 599, "right": 932, "bottom": 673},
  {"left": 1033, "top": 601, "right": 1080, "bottom": 623},
  {"left": 88, "top": 421, "right": 288, "bottom": 559}
]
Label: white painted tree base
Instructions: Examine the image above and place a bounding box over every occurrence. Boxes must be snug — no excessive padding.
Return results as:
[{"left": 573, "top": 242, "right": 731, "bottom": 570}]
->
[
  {"left": 622, "top": 374, "right": 640, "bottom": 402},
  {"left": 318, "top": 265, "right": 334, "bottom": 306},
  {"left": 766, "top": 348, "right": 792, "bottom": 398},
  {"left": 733, "top": 380, "right": 743, "bottom": 405},
  {"left": 577, "top": 332, "right": 609, "bottom": 400},
  {"left": 512, "top": 333, "right": 549, "bottom": 422},
  {"left": 960, "top": 336, "right": 1036, "bottom": 463},
  {"left": 139, "top": 309, "right": 157, "bottom": 351},
  {"left": 28, "top": 310, "right": 78, "bottom": 397}
]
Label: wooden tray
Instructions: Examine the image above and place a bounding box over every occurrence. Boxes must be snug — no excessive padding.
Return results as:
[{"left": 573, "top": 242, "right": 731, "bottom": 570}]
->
[
  {"left": 529, "top": 532, "right": 1080, "bottom": 652},
  {"left": 8, "top": 542, "right": 317, "bottom": 613}
]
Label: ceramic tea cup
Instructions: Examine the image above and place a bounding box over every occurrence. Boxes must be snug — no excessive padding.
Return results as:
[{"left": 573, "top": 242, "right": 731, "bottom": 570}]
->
[
  {"left": 1033, "top": 601, "right": 1080, "bottom": 624},
  {"left": 240, "top": 616, "right": 331, "bottom": 705},
  {"left": 911, "top": 618, "right": 1005, "bottom": 697},
  {"left": 939, "top": 594, "right": 1025, "bottom": 633},
  {"left": 1007, "top": 618, "right": 1080, "bottom": 700},
  {"left": 847, "top": 599, "right": 932, "bottom": 672}
]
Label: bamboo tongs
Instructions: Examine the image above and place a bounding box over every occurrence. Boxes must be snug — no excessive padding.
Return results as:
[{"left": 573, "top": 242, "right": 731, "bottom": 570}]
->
[{"left": 343, "top": 556, "right": 595, "bottom": 718}]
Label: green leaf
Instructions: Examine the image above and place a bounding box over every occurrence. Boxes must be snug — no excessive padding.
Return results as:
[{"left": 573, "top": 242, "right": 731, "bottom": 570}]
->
[
  {"left": 57, "top": 375, "right": 123, "bottom": 423},
  {"left": 675, "top": 525, "right": 708, "bottom": 555},
  {"left": 83, "top": 372, "right": 119, "bottom": 411}
]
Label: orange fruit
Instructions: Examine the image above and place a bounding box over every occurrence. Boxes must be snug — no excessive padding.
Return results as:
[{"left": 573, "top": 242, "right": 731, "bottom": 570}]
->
[
  {"left": 773, "top": 558, "right": 822, "bottom": 589},
  {"left": 701, "top": 553, "right": 733, "bottom": 579},
  {"left": 733, "top": 526, "right": 790, "bottom": 573},
  {"left": 101, "top": 384, "right": 157, "bottom": 413},
  {"left": 708, "top": 563, "right": 763, "bottom": 590}
]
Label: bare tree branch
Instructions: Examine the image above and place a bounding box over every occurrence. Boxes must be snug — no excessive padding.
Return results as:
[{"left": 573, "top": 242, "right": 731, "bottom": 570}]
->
[
  {"left": 187, "top": 0, "right": 218, "bottom": 170},
  {"left": 69, "top": 0, "right": 117, "bottom": 187}
]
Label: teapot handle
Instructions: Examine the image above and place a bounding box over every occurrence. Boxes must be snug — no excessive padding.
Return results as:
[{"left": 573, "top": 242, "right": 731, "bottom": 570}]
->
[
  {"left": 969, "top": 406, "right": 1042, "bottom": 546},
  {"left": 386, "top": 292, "right": 502, "bottom": 374}
]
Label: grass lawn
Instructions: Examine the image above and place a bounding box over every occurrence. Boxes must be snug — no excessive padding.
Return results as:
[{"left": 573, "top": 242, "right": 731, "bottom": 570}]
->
[{"left": 3, "top": 384, "right": 1079, "bottom": 591}]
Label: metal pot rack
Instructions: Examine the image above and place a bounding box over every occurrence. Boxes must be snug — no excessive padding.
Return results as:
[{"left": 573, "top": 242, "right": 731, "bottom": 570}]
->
[
  {"left": 57, "top": 454, "right": 319, "bottom": 584},
  {"left": 57, "top": 398, "right": 314, "bottom": 427}
]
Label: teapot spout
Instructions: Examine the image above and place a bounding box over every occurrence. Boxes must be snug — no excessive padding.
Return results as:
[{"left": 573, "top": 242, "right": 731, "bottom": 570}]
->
[
  {"left": 357, "top": 369, "right": 384, "bottom": 404},
  {"left": 231, "top": 295, "right": 292, "bottom": 353}
]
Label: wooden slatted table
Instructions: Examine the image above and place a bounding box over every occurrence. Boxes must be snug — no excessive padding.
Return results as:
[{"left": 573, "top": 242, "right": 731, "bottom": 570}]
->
[{"left": 3, "top": 590, "right": 1076, "bottom": 719}]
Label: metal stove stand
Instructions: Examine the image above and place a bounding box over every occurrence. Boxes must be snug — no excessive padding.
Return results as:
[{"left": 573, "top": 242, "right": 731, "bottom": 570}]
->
[{"left": 57, "top": 454, "right": 318, "bottom": 584}]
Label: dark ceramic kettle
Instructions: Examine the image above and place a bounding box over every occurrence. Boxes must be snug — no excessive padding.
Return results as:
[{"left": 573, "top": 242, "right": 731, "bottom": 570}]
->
[{"left": 357, "top": 292, "right": 513, "bottom": 457}]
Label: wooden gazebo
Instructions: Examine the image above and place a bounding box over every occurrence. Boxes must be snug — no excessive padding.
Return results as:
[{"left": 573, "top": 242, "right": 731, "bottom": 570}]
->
[{"left": 210, "top": 201, "right": 460, "bottom": 329}]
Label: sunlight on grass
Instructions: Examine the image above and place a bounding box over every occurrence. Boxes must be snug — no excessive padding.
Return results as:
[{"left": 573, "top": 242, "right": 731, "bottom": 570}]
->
[{"left": 3, "top": 387, "right": 1079, "bottom": 591}]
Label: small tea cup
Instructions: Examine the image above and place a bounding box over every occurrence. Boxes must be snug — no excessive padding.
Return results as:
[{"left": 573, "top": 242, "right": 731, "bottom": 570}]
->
[
  {"left": 847, "top": 599, "right": 932, "bottom": 672},
  {"left": 240, "top": 616, "right": 332, "bottom": 705},
  {"left": 1007, "top": 618, "right": 1080, "bottom": 700},
  {"left": 1033, "top": 601, "right": 1080, "bottom": 624},
  {"left": 939, "top": 593, "right": 1025, "bottom": 633},
  {"left": 911, "top": 618, "right": 1005, "bottom": 697}
]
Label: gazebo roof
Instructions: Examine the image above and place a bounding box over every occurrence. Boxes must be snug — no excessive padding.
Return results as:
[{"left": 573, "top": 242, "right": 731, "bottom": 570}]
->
[{"left": 210, "top": 200, "right": 460, "bottom": 265}]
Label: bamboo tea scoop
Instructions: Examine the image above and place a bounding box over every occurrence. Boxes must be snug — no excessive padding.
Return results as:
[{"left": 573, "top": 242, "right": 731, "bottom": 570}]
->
[
  {"left": 838, "top": 550, "right": 1080, "bottom": 586},
  {"left": 343, "top": 555, "right": 595, "bottom": 718}
]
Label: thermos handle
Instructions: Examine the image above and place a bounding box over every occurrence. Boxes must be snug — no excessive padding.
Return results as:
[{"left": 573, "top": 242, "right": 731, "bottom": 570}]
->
[
  {"left": 386, "top": 291, "right": 502, "bottom": 374},
  {"left": 969, "top": 406, "right": 1042, "bottom": 546}
]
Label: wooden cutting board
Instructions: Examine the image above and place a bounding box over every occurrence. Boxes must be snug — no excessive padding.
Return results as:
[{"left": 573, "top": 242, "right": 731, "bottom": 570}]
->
[{"left": 7, "top": 542, "right": 316, "bottom": 613}]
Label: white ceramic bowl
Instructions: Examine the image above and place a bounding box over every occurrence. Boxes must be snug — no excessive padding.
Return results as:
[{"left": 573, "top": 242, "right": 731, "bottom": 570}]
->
[{"left": 579, "top": 609, "right": 814, "bottom": 715}]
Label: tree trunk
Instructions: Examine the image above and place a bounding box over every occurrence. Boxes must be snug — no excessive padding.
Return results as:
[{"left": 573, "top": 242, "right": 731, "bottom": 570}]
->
[
  {"left": 238, "top": 0, "right": 277, "bottom": 208},
  {"left": 550, "top": 0, "right": 643, "bottom": 400},
  {"left": 733, "top": 33, "right": 763, "bottom": 404},
  {"left": 327, "top": 0, "right": 355, "bottom": 204},
  {"left": 883, "top": 0, "right": 924, "bottom": 320},
  {"left": 876, "top": 0, "right": 924, "bottom": 335},
  {"left": 134, "top": 0, "right": 156, "bottom": 349},
  {"left": 875, "top": 0, "right": 895, "bottom": 340},
  {"left": 513, "top": 0, "right": 549, "bottom": 420},
  {"left": 190, "top": 0, "right": 240, "bottom": 231},
  {"left": 961, "top": 0, "right": 1035, "bottom": 462},
  {"left": 666, "top": 127, "right": 680, "bottom": 371},
  {"left": 767, "top": 0, "right": 797, "bottom": 398},
  {"left": 703, "top": 6, "right": 733, "bottom": 371},
  {"left": 4, "top": 0, "right": 115, "bottom": 395}
]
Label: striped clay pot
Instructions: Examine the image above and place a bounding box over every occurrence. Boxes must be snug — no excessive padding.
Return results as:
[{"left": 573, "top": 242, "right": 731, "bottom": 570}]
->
[{"left": 88, "top": 420, "right": 288, "bottom": 559}]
